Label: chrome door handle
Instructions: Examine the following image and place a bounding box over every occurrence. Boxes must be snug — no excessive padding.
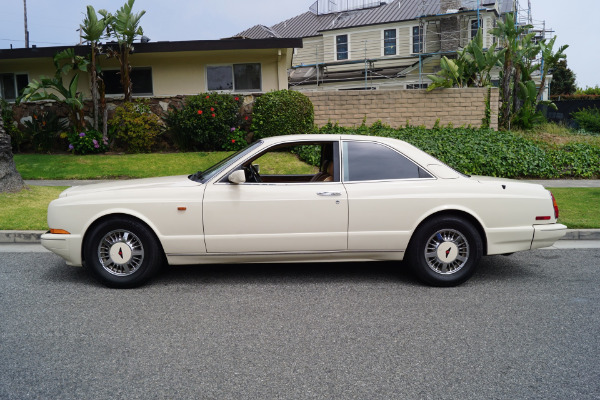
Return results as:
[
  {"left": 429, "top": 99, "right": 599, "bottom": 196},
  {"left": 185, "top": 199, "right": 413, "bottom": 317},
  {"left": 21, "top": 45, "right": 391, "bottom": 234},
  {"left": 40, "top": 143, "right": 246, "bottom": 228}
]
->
[{"left": 317, "top": 192, "right": 342, "bottom": 196}]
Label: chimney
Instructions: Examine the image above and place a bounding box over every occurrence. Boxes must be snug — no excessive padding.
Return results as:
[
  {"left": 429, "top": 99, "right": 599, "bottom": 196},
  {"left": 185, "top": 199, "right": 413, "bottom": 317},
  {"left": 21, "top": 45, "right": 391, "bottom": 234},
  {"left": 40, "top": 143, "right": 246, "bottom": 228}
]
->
[{"left": 440, "top": 0, "right": 462, "bottom": 13}]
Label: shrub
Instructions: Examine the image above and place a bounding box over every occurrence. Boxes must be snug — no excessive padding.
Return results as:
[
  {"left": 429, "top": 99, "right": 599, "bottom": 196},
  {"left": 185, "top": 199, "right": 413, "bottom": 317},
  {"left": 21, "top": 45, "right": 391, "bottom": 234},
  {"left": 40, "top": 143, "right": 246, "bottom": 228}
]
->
[
  {"left": 166, "top": 93, "right": 241, "bottom": 151},
  {"left": 310, "top": 121, "right": 600, "bottom": 178},
  {"left": 0, "top": 99, "right": 25, "bottom": 152},
  {"left": 251, "top": 90, "right": 314, "bottom": 139},
  {"left": 65, "top": 129, "right": 108, "bottom": 154},
  {"left": 108, "top": 101, "right": 162, "bottom": 153},
  {"left": 22, "top": 110, "right": 68, "bottom": 153},
  {"left": 222, "top": 127, "right": 248, "bottom": 151},
  {"left": 572, "top": 107, "right": 600, "bottom": 134}
]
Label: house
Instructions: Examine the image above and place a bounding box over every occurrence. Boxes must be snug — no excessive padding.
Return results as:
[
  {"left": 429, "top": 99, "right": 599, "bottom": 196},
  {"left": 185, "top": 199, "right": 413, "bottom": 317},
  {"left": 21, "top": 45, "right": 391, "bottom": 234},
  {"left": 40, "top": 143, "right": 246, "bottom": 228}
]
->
[
  {"left": 235, "top": 0, "right": 549, "bottom": 96},
  {"left": 0, "top": 38, "right": 302, "bottom": 101}
]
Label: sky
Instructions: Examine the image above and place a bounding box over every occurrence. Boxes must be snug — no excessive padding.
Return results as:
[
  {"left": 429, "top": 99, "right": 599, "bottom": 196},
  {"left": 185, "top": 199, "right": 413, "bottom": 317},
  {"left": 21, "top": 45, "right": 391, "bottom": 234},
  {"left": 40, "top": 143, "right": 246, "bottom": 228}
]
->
[{"left": 1, "top": 0, "right": 599, "bottom": 88}]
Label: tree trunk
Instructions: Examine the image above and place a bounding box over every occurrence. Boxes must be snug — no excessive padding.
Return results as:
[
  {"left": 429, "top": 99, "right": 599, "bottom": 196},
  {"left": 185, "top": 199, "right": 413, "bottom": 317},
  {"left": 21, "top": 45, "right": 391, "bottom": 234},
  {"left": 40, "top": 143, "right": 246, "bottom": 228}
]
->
[
  {"left": 120, "top": 45, "right": 132, "bottom": 102},
  {"left": 0, "top": 105, "right": 25, "bottom": 193},
  {"left": 90, "top": 43, "right": 99, "bottom": 131},
  {"left": 512, "top": 63, "right": 522, "bottom": 118},
  {"left": 499, "top": 56, "right": 513, "bottom": 130}
]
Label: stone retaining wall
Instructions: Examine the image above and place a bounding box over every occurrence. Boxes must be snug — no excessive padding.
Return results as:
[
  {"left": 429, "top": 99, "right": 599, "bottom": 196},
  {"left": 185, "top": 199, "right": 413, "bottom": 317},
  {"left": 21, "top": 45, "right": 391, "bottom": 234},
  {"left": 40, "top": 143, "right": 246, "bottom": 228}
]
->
[
  {"left": 304, "top": 87, "right": 499, "bottom": 130},
  {"left": 8, "top": 87, "right": 498, "bottom": 132}
]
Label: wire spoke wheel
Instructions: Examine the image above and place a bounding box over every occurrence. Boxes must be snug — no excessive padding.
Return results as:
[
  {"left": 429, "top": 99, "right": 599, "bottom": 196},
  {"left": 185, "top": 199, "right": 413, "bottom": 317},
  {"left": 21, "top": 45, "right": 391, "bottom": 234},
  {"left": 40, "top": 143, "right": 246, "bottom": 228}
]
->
[
  {"left": 424, "top": 229, "right": 470, "bottom": 275},
  {"left": 408, "top": 217, "right": 482, "bottom": 287},
  {"left": 97, "top": 229, "right": 145, "bottom": 277}
]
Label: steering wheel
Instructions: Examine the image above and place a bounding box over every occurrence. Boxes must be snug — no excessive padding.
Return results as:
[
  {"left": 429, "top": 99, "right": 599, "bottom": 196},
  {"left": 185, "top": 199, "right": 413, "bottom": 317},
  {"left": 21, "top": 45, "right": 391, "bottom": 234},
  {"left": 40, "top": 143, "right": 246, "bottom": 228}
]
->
[{"left": 246, "top": 164, "right": 262, "bottom": 183}]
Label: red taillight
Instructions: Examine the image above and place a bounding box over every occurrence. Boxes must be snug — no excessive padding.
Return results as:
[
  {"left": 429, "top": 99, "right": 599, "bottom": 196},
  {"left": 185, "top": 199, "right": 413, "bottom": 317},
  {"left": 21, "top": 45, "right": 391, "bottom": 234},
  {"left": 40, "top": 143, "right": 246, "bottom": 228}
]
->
[{"left": 550, "top": 192, "right": 559, "bottom": 219}]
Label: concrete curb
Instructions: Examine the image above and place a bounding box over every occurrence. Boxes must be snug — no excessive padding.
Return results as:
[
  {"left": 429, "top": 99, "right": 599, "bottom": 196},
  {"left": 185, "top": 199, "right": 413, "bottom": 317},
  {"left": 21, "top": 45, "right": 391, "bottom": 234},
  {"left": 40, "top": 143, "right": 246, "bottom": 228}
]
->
[{"left": 1, "top": 229, "right": 599, "bottom": 244}]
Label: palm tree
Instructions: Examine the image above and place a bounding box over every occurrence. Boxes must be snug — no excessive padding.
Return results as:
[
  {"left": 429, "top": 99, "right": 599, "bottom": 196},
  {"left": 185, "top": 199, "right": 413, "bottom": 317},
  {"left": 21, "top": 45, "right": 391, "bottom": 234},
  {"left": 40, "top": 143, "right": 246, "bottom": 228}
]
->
[
  {"left": 0, "top": 102, "right": 25, "bottom": 193},
  {"left": 536, "top": 37, "right": 568, "bottom": 100},
  {"left": 81, "top": 5, "right": 108, "bottom": 132},
  {"left": 100, "top": 0, "right": 146, "bottom": 102}
]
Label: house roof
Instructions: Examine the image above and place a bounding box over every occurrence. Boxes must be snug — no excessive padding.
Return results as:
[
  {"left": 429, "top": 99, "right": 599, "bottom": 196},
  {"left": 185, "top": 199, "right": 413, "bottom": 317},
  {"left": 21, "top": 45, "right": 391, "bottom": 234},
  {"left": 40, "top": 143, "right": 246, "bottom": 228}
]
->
[
  {"left": 0, "top": 38, "right": 303, "bottom": 60},
  {"left": 236, "top": 0, "right": 512, "bottom": 39}
]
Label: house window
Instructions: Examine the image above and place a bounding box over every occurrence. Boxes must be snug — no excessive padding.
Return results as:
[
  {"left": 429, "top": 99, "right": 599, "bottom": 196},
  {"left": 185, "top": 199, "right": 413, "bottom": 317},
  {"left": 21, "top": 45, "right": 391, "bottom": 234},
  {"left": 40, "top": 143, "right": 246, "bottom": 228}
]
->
[
  {"left": 406, "top": 83, "right": 428, "bottom": 89},
  {"left": 384, "top": 29, "right": 397, "bottom": 55},
  {"left": 336, "top": 34, "right": 349, "bottom": 60},
  {"left": 412, "top": 26, "right": 424, "bottom": 54},
  {"left": 0, "top": 73, "right": 28, "bottom": 100},
  {"left": 471, "top": 18, "right": 482, "bottom": 40},
  {"left": 207, "top": 63, "right": 261, "bottom": 92},
  {"left": 104, "top": 67, "right": 153, "bottom": 95}
]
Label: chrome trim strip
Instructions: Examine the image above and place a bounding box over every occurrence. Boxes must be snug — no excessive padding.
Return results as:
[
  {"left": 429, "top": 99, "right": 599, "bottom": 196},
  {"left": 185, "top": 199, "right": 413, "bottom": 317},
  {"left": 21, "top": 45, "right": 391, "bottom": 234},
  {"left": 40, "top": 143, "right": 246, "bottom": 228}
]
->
[{"left": 166, "top": 249, "right": 404, "bottom": 257}]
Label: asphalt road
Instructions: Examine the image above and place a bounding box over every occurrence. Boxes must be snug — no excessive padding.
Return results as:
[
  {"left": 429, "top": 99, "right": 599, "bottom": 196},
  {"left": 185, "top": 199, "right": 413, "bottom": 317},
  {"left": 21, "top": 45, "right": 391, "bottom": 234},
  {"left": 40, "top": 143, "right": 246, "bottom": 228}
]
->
[{"left": 1, "top": 249, "right": 599, "bottom": 400}]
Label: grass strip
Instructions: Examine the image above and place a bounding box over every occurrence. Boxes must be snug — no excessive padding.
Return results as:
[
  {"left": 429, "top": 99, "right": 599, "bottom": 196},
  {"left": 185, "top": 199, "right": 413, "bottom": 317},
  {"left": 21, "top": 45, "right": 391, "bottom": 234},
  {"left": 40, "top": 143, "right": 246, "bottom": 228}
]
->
[
  {"left": 14, "top": 152, "right": 317, "bottom": 180},
  {"left": 549, "top": 188, "right": 600, "bottom": 230},
  {"left": 13, "top": 152, "right": 232, "bottom": 180},
  {"left": 0, "top": 186, "right": 67, "bottom": 230}
]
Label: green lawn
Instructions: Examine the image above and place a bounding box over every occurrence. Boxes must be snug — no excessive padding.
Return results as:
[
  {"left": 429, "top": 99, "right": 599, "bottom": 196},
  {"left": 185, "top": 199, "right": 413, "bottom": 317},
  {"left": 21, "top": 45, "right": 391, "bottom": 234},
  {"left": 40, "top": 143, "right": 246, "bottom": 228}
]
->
[
  {"left": 13, "top": 152, "right": 232, "bottom": 180},
  {"left": 14, "top": 152, "right": 317, "bottom": 180},
  {"left": 549, "top": 188, "right": 600, "bottom": 229},
  {"left": 1, "top": 185, "right": 597, "bottom": 231},
  {"left": 0, "top": 186, "right": 67, "bottom": 230}
]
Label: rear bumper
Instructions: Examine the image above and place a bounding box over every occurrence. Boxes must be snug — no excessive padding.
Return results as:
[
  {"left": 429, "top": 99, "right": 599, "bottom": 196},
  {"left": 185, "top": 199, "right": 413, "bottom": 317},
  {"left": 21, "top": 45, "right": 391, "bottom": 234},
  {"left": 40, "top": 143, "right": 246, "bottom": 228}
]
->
[
  {"left": 531, "top": 223, "right": 568, "bottom": 249},
  {"left": 40, "top": 232, "right": 83, "bottom": 266}
]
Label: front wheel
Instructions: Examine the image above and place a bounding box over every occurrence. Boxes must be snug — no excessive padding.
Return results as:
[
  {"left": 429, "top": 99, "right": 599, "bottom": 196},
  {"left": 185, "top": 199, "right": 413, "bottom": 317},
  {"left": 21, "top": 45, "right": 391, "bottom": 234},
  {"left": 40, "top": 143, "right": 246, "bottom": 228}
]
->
[
  {"left": 407, "top": 216, "right": 483, "bottom": 287},
  {"left": 84, "top": 218, "right": 164, "bottom": 288}
]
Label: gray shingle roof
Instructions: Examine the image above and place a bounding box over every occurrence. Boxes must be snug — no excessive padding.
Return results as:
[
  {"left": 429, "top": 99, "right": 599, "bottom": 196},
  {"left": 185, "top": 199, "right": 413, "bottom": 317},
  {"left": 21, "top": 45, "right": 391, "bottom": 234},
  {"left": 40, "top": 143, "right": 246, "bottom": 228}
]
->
[
  {"left": 237, "top": 0, "right": 444, "bottom": 39},
  {"left": 236, "top": 0, "right": 513, "bottom": 39}
]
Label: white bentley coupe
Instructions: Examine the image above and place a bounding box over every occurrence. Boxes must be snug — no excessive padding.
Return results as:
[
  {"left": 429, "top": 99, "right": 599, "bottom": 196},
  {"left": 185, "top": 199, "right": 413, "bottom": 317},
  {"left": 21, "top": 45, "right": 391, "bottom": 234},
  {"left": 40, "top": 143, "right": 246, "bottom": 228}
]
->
[{"left": 41, "top": 135, "right": 566, "bottom": 288}]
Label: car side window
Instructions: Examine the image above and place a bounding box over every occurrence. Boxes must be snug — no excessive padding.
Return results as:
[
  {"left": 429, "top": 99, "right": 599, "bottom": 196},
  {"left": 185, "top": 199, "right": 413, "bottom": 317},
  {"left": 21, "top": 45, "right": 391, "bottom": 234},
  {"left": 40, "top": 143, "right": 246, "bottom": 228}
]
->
[{"left": 342, "top": 141, "right": 431, "bottom": 181}]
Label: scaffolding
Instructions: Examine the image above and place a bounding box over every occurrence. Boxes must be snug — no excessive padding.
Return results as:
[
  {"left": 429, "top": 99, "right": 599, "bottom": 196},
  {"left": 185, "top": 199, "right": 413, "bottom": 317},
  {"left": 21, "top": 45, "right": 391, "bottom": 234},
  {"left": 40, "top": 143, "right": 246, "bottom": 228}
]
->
[{"left": 289, "top": 0, "right": 552, "bottom": 92}]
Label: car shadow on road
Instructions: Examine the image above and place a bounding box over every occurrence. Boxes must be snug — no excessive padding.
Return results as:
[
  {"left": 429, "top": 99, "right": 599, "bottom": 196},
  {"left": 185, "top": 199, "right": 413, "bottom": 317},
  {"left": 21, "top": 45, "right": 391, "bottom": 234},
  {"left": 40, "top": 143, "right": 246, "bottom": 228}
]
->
[{"left": 155, "top": 260, "right": 422, "bottom": 287}]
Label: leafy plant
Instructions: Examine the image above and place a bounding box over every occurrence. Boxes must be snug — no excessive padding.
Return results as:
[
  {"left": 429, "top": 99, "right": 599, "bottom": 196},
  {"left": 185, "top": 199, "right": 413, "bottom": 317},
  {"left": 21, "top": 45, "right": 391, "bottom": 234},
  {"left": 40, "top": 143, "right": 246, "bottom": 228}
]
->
[
  {"left": 251, "top": 90, "right": 314, "bottom": 139},
  {"left": 108, "top": 101, "right": 162, "bottom": 153},
  {"left": 17, "top": 49, "right": 88, "bottom": 131},
  {"left": 99, "top": 0, "right": 145, "bottom": 102},
  {"left": 572, "top": 108, "right": 600, "bottom": 134},
  {"left": 310, "top": 121, "right": 600, "bottom": 179},
  {"left": 22, "top": 111, "right": 68, "bottom": 153},
  {"left": 222, "top": 127, "right": 248, "bottom": 151},
  {"left": 166, "top": 93, "right": 241, "bottom": 151},
  {"left": 65, "top": 129, "right": 108, "bottom": 154},
  {"left": 81, "top": 5, "right": 109, "bottom": 132},
  {"left": 0, "top": 99, "right": 25, "bottom": 152}
]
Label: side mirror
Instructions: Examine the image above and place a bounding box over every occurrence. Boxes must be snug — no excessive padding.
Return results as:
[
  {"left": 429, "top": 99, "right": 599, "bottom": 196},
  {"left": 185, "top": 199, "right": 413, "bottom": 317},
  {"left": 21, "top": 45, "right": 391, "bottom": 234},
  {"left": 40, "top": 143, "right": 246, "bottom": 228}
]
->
[{"left": 228, "top": 170, "right": 246, "bottom": 184}]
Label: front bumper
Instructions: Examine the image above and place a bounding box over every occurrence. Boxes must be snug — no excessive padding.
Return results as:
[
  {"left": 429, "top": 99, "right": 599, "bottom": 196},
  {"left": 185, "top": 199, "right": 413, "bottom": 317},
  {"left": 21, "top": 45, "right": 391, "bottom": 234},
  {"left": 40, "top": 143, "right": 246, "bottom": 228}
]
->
[
  {"left": 40, "top": 232, "right": 84, "bottom": 266},
  {"left": 531, "top": 223, "right": 568, "bottom": 249}
]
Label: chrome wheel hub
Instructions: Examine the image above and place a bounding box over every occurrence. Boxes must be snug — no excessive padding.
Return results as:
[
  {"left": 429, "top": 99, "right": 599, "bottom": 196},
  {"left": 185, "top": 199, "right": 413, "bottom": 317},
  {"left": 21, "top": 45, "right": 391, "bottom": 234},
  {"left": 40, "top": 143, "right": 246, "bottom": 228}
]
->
[
  {"left": 98, "top": 230, "right": 144, "bottom": 276},
  {"left": 424, "top": 229, "right": 469, "bottom": 275}
]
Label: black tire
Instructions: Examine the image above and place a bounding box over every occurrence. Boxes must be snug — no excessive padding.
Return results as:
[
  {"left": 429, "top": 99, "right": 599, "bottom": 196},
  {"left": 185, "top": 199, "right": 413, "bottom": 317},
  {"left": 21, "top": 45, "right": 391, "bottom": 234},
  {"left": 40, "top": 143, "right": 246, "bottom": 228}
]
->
[
  {"left": 407, "top": 216, "right": 483, "bottom": 287},
  {"left": 84, "top": 217, "right": 164, "bottom": 288}
]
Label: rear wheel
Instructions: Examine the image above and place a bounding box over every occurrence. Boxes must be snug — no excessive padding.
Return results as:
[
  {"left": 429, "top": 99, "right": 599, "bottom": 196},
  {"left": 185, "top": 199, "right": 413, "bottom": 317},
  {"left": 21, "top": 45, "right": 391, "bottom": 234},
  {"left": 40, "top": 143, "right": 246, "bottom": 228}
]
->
[
  {"left": 84, "top": 218, "right": 163, "bottom": 288},
  {"left": 407, "top": 216, "right": 483, "bottom": 287}
]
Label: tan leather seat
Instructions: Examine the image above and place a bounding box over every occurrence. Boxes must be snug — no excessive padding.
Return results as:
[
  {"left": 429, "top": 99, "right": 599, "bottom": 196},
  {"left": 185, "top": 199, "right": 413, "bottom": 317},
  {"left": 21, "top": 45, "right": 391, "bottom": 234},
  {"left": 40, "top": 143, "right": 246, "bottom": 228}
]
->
[{"left": 311, "top": 160, "right": 333, "bottom": 182}]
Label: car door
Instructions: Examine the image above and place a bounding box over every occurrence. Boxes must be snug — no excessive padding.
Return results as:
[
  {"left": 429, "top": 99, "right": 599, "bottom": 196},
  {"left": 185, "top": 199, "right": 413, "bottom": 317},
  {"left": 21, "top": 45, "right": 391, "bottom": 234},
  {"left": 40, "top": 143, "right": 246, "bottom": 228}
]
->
[
  {"left": 202, "top": 141, "right": 348, "bottom": 253},
  {"left": 342, "top": 139, "right": 435, "bottom": 251}
]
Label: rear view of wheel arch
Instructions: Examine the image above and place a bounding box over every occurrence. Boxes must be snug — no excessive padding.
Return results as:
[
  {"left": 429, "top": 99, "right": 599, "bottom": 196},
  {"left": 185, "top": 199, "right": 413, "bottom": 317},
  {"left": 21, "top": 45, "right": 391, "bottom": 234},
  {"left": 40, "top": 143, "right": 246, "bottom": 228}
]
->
[{"left": 411, "top": 210, "right": 488, "bottom": 256}]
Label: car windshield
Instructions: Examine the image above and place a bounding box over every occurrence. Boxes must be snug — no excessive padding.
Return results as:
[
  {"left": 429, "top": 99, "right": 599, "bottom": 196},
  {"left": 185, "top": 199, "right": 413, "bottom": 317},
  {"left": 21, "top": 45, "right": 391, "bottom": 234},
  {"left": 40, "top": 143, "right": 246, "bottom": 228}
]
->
[{"left": 189, "top": 141, "right": 263, "bottom": 183}]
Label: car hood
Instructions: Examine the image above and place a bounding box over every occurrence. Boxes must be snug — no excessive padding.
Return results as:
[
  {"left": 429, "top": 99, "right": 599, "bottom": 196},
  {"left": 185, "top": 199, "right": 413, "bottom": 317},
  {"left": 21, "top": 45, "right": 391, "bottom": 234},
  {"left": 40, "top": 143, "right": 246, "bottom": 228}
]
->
[{"left": 59, "top": 175, "right": 200, "bottom": 197}]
